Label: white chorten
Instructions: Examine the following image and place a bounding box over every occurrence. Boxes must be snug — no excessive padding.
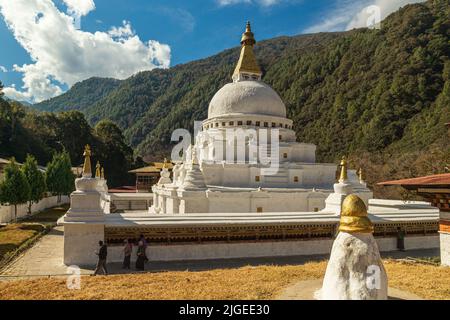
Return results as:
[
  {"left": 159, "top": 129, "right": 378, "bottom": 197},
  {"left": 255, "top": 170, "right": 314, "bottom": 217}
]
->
[
  {"left": 319, "top": 194, "right": 388, "bottom": 300},
  {"left": 151, "top": 22, "right": 372, "bottom": 214}
]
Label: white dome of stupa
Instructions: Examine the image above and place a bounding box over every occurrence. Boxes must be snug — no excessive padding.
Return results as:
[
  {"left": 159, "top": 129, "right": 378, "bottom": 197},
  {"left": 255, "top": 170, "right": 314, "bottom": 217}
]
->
[{"left": 208, "top": 80, "right": 287, "bottom": 119}]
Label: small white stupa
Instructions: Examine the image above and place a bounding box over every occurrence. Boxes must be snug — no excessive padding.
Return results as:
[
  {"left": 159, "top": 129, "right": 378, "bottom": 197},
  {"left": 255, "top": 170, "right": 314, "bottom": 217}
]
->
[
  {"left": 322, "top": 156, "right": 353, "bottom": 215},
  {"left": 318, "top": 194, "right": 388, "bottom": 300},
  {"left": 157, "top": 158, "right": 173, "bottom": 186}
]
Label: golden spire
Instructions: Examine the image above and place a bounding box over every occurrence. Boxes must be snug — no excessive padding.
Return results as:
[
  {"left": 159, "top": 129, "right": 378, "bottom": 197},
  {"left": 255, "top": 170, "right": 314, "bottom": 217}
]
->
[
  {"left": 95, "top": 161, "right": 101, "bottom": 178},
  {"left": 162, "top": 158, "right": 169, "bottom": 169},
  {"left": 82, "top": 145, "right": 92, "bottom": 177},
  {"left": 339, "top": 194, "right": 374, "bottom": 233},
  {"left": 232, "top": 21, "right": 262, "bottom": 81},
  {"left": 101, "top": 167, "right": 105, "bottom": 180},
  {"left": 339, "top": 156, "right": 348, "bottom": 183},
  {"left": 358, "top": 167, "right": 364, "bottom": 182}
]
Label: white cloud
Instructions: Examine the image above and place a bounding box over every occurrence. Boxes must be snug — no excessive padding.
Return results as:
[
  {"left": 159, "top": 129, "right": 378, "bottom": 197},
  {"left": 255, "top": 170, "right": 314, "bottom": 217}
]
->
[
  {"left": 0, "top": 65, "right": 7, "bottom": 72},
  {"left": 63, "top": 0, "right": 95, "bottom": 17},
  {"left": 0, "top": 0, "right": 171, "bottom": 103},
  {"left": 303, "top": 0, "right": 423, "bottom": 34},
  {"left": 346, "top": 0, "right": 423, "bottom": 30},
  {"left": 217, "top": 0, "right": 280, "bottom": 7}
]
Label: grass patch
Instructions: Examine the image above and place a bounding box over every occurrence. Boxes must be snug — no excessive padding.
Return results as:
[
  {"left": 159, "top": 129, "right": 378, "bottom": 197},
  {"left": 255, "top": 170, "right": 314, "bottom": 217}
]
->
[
  {"left": 23, "top": 205, "right": 69, "bottom": 227},
  {"left": 0, "top": 260, "right": 448, "bottom": 300},
  {"left": 0, "top": 224, "right": 45, "bottom": 261}
]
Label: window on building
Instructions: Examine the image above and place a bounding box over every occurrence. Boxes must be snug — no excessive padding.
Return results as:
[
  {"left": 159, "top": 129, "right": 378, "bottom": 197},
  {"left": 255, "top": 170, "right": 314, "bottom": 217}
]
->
[
  {"left": 247, "top": 120, "right": 252, "bottom": 125},
  {"left": 283, "top": 153, "right": 288, "bottom": 159},
  {"left": 257, "top": 207, "right": 263, "bottom": 213},
  {"left": 314, "top": 208, "right": 319, "bottom": 212},
  {"left": 294, "top": 176, "right": 299, "bottom": 182},
  {"left": 229, "top": 121, "right": 234, "bottom": 126},
  {"left": 255, "top": 175, "right": 260, "bottom": 182},
  {"left": 222, "top": 122, "right": 226, "bottom": 126},
  {"left": 256, "top": 121, "right": 260, "bottom": 126},
  {"left": 279, "top": 123, "right": 283, "bottom": 127},
  {"left": 264, "top": 122, "right": 268, "bottom": 127},
  {"left": 279, "top": 135, "right": 282, "bottom": 140},
  {"left": 238, "top": 121, "right": 243, "bottom": 125},
  {"left": 215, "top": 123, "right": 219, "bottom": 127},
  {"left": 285, "top": 124, "right": 288, "bottom": 128},
  {"left": 272, "top": 122, "right": 276, "bottom": 127}
]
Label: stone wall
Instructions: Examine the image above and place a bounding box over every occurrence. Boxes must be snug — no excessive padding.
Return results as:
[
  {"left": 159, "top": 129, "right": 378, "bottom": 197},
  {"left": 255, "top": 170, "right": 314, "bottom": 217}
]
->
[
  {"left": 104, "top": 235, "right": 439, "bottom": 264},
  {"left": 440, "top": 232, "right": 450, "bottom": 267},
  {"left": 0, "top": 195, "right": 69, "bottom": 223}
]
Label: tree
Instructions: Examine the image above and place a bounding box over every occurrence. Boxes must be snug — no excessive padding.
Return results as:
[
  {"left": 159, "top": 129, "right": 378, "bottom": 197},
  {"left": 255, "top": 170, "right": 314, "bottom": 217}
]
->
[
  {"left": 0, "top": 158, "right": 31, "bottom": 222},
  {"left": 46, "top": 151, "right": 75, "bottom": 202},
  {"left": 22, "top": 154, "right": 47, "bottom": 215},
  {"left": 94, "top": 120, "right": 134, "bottom": 187},
  {"left": 0, "top": 80, "right": 4, "bottom": 97}
]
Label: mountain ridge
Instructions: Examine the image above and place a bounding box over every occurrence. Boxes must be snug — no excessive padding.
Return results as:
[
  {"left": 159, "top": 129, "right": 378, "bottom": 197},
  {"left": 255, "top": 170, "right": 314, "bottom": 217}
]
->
[{"left": 33, "top": 0, "right": 449, "bottom": 167}]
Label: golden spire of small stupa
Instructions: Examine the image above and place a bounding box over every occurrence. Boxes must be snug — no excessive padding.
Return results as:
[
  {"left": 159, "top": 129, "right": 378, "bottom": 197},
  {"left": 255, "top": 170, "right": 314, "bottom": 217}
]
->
[
  {"left": 162, "top": 158, "right": 169, "bottom": 169},
  {"left": 95, "top": 161, "right": 101, "bottom": 178},
  {"left": 339, "top": 194, "right": 374, "bottom": 233},
  {"left": 101, "top": 167, "right": 105, "bottom": 180},
  {"left": 339, "top": 156, "right": 348, "bottom": 183},
  {"left": 232, "top": 21, "right": 262, "bottom": 81},
  {"left": 358, "top": 167, "right": 365, "bottom": 182},
  {"left": 82, "top": 145, "right": 92, "bottom": 177}
]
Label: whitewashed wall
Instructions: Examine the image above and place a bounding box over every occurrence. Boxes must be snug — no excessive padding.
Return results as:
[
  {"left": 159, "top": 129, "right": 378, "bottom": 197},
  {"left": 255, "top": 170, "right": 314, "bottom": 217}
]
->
[{"left": 0, "top": 195, "right": 69, "bottom": 223}]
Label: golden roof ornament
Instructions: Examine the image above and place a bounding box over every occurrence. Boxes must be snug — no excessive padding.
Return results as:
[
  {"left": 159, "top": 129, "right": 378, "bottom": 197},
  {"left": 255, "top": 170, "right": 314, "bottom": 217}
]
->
[
  {"left": 232, "top": 21, "right": 262, "bottom": 81},
  {"left": 95, "top": 161, "right": 101, "bottom": 178},
  {"left": 162, "top": 158, "right": 169, "bottom": 169},
  {"left": 82, "top": 145, "right": 92, "bottom": 178},
  {"left": 338, "top": 156, "right": 348, "bottom": 183},
  {"left": 339, "top": 194, "right": 374, "bottom": 233},
  {"left": 358, "top": 167, "right": 365, "bottom": 182}
]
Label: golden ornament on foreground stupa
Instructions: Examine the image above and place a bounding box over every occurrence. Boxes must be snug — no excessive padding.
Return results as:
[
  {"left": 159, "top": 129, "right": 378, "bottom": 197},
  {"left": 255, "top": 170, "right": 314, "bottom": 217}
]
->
[{"left": 339, "top": 194, "right": 374, "bottom": 233}]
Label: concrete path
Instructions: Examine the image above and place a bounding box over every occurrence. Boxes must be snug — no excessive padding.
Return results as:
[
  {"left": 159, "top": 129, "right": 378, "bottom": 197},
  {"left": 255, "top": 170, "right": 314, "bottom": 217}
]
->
[
  {"left": 0, "top": 226, "right": 91, "bottom": 280},
  {"left": 276, "top": 279, "right": 423, "bottom": 300},
  {"left": 0, "top": 225, "right": 440, "bottom": 280}
]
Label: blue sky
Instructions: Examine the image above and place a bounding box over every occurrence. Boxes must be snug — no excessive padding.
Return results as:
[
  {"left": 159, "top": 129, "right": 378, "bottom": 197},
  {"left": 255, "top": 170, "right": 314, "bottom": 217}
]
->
[{"left": 0, "top": 0, "right": 421, "bottom": 103}]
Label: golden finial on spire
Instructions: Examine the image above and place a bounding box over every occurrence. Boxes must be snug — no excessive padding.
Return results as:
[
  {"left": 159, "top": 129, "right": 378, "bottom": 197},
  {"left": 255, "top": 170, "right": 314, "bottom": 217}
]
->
[
  {"left": 232, "top": 21, "right": 262, "bottom": 81},
  {"left": 339, "top": 156, "right": 348, "bottom": 183},
  {"left": 162, "top": 158, "right": 169, "bottom": 169},
  {"left": 358, "top": 167, "right": 365, "bottom": 182},
  {"left": 101, "top": 167, "right": 105, "bottom": 180},
  {"left": 82, "top": 145, "right": 92, "bottom": 178},
  {"left": 95, "top": 161, "right": 101, "bottom": 178},
  {"left": 339, "top": 194, "right": 374, "bottom": 233}
]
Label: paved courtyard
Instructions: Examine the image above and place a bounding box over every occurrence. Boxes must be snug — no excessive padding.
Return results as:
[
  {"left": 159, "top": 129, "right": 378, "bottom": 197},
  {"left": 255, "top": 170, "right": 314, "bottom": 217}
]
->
[{"left": 0, "top": 225, "right": 441, "bottom": 281}]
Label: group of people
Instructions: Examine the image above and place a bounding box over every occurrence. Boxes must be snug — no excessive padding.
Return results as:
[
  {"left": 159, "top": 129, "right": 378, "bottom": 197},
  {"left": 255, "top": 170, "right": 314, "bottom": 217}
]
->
[{"left": 92, "top": 235, "right": 149, "bottom": 276}]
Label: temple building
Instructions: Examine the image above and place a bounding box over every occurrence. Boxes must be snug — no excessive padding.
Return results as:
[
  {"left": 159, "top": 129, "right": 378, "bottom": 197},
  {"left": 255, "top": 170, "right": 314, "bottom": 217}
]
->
[
  {"left": 61, "top": 23, "right": 441, "bottom": 267},
  {"left": 151, "top": 22, "right": 372, "bottom": 214}
]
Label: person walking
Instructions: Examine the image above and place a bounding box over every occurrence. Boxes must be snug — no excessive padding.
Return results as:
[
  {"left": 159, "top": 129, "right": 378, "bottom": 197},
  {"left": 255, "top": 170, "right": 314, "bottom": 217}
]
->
[
  {"left": 122, "top": 239, "right": 132, "bottom": 269},
  {"left": 139, "top": 234, "right": 149, "bottom": 263},
  {"left": 93, "top": 240, "right": 108, "bottom": 276},
  {"left": 135, "top": 241, "right": 146, "bottom": 271},
  {"left": 397, "top": 227, "right": 405, "bottom": 251}
]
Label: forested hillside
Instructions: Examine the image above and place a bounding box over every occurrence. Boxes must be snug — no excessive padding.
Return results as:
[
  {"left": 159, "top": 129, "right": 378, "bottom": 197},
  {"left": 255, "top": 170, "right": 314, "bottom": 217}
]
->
[
  {"left": 0, "top": 87, "right": 136, "bottom": 187},
  {"left": 34, "top": 77, "right": 121, "bottom": 113},
  {"left": 31, "top": 0, "right": 449, "bottom": 197}
]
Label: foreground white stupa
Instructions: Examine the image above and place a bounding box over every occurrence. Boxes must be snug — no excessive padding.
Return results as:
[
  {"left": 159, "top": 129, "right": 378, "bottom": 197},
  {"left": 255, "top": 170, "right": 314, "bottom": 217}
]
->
[
  {"left": 152, "top": 22, "right": 372, "bottom": 214},
  {"left": 319, "top": 194, "right": 388, "bottom": 300}
]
